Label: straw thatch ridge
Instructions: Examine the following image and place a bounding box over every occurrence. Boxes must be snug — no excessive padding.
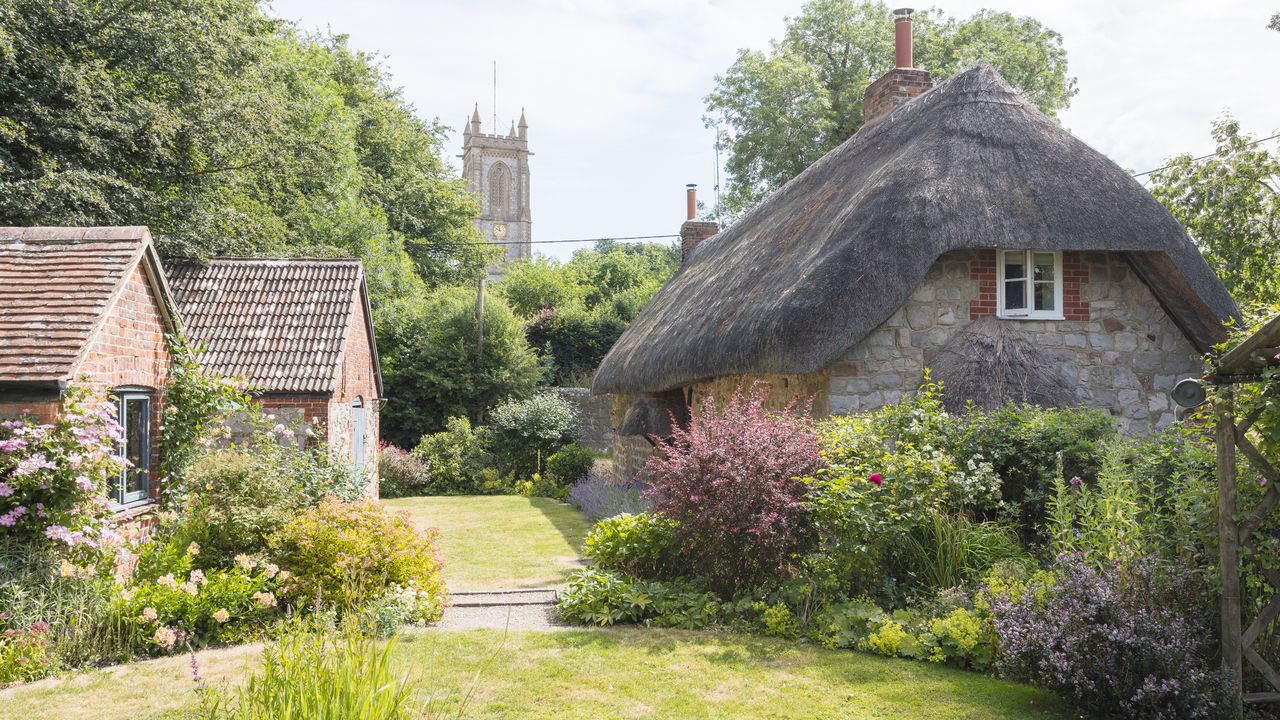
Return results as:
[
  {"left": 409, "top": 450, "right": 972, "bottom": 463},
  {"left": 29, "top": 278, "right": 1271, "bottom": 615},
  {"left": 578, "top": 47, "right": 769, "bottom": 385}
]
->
[
  {"left": 929, "top": 317, "right": 1078, "bottom": 413},
  {"left": 593, "top": 64, "right": 1237, "bottom": 396}
]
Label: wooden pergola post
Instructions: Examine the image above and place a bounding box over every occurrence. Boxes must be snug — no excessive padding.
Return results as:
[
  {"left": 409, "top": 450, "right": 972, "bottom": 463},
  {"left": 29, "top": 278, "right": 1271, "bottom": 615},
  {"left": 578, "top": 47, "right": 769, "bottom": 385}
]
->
[
  {"left": 1209, "top": 313, "right": 1280, "bottom": 715},
  {"left": 1216, "top": 387, "right": 1243, "bottom": 720}
]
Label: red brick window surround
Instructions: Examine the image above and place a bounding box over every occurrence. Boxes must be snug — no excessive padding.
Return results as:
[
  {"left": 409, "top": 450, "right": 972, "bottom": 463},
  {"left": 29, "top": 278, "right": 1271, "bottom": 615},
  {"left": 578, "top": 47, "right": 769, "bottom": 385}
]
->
[{"left": 969, "top": 249, "right": 1089, "bottom": 321}]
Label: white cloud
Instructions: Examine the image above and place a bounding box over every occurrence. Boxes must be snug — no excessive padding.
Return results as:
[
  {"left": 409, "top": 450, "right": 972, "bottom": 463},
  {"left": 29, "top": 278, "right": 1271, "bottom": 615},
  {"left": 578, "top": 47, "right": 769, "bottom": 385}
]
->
[{"left": 268, "top": 0, "right": 1280, "bottom": 260}]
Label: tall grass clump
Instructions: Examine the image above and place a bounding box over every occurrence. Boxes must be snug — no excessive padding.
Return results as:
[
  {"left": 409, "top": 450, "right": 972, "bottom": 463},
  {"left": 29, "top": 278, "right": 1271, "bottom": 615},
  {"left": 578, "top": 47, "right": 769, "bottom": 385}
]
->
[{"left": 198, "top": 624, "right": 416, "bottom": 720}]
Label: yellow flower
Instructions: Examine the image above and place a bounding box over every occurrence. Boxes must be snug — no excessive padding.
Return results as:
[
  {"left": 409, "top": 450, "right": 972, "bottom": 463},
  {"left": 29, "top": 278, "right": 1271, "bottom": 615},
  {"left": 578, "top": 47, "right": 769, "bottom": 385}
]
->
[
  {"left": 153, "top": 626, "right": 176, "bottom": 648},
  {"left": 234, "top": 554, "right": 255, "bottom": 572},
  {"left": 212, "top": 608, "right": 230, "bottom": 623},
  {"left": 58, "top": 559, "right": 76, "bottom": 577},
  {"left": 186, "top": 542, "right": 201, "bottom": 556}
]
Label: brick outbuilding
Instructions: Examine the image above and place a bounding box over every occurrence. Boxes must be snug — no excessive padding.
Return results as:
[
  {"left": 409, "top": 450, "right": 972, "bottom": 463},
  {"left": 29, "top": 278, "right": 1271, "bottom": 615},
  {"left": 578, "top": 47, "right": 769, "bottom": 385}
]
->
[
  {"left": 166, "top": 259, "right": 384, "bottom": 491},
  {"left": 0, "top": 227, "right": 176, "bottom": 511}
]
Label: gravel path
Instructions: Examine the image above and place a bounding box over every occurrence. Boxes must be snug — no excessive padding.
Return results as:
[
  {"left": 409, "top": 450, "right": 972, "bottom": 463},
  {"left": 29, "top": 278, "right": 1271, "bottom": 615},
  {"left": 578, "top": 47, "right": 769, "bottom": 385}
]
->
[{"left": 436, "top": 588, "right": 567, "bottom": 631}]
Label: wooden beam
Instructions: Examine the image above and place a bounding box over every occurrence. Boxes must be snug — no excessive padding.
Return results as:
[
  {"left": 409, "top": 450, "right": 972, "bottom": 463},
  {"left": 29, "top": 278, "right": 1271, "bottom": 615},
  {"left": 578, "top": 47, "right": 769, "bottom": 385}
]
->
[
  {"left": 1219, "top": 314, "right": 1280, "bottom": 375},
  {"left": 1245, "top": 648, "right": 1280, "bottom": 692},
  {"left": 1218, "top": 392, "right": 1245, "bottom": 720},
  {"left": 1245, "top": 692, "right": 1280, "bottom": 705}
]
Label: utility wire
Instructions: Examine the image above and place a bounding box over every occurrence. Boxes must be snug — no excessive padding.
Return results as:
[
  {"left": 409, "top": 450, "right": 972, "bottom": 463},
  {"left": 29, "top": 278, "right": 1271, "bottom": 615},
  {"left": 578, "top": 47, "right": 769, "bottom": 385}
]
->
[
  {"left": 1132, "top": 132, "right": 1280, "bottom": 178},
  {"left": 429, "top": 233, "right": 680, "bottom": 247}
]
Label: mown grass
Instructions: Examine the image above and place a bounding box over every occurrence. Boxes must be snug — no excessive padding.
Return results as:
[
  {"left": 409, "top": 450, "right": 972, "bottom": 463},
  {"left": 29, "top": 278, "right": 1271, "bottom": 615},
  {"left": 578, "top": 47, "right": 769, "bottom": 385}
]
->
[
  {"left": 384, "top": 496, "right": 591, "bottom": 590},
  {"left": 1, "top": 627, "right": 1083, "bottom": 720}
]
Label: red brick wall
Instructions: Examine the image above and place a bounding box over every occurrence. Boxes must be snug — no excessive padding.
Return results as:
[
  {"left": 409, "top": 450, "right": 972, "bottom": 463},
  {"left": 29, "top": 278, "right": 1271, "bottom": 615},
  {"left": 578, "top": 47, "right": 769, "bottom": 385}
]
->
[
  {"left": 969, "top": 250, "right": 1089, "bottom": 320},
  {"left": 331, "top": 294, "right": 380, "bottom": 491},
  {"left": 79, "top": 264, "right": 170, "bottom": 390},
  {"left": 969, "top": 250, "right": 997, "bottom": 319},
  {"left": 0, "top": 399, "right": 60, "bottom": 422},
  {"left": 258, "top": 394, "right": 331, "bottom": 441}
]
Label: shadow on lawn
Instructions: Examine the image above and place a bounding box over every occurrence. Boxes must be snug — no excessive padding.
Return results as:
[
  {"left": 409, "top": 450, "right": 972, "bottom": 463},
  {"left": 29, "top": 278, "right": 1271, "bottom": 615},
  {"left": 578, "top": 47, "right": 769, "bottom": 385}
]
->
[{"left": 527, "top": 496, "right": 592, "bottom": 556}]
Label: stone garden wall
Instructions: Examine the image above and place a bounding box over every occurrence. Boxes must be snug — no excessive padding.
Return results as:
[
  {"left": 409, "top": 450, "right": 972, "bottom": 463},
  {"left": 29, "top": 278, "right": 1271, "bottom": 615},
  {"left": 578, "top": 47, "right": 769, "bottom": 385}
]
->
[{"left": 558, "top": 387, "right": 613, "bottom": 453}]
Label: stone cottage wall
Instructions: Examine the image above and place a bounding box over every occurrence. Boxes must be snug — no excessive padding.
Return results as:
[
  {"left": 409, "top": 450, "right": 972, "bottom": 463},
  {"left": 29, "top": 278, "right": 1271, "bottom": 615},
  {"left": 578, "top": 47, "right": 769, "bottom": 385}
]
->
[
  {"left": 556, "top": 387, "right": 613, "bottom": 453},
  {"left": 827, "top": 250, "right": 1202, "bottom": 434}
]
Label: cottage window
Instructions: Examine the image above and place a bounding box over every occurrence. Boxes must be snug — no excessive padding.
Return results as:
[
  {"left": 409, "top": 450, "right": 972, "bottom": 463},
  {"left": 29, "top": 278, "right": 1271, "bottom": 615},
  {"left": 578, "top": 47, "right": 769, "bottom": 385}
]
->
[
  {"left": 997, "top": 250, "right": 1062, "bottom": 319},
  {"left": 112, "top": 392, "right": 151, "bottom": 506}
]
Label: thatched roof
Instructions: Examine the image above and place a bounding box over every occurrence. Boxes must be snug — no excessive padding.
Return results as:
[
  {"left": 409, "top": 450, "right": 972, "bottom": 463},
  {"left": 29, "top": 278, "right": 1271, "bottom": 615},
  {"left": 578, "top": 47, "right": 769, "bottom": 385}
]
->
[
  {"left": 593, "top": 64, "right": 1237, "bottom": 396},
  {"left": 930, "top": 317, "right": 1078, "bottom": 413}
]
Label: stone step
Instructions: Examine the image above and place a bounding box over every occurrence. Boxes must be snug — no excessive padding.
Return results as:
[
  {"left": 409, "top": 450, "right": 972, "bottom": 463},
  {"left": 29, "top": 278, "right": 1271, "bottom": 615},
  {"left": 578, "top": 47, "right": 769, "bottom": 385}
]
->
[{"left": 449, "top": 588, "right": 558, "bottom": 607}]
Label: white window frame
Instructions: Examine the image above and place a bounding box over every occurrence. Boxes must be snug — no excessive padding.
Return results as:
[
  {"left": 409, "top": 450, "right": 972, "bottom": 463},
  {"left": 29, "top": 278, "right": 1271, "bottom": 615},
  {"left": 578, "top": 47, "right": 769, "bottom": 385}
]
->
[
  {"left": 996, "top": 249, "right": 1064, "bottom": 320},
  {"left": 112, "top": 390, "right": 152, "bottom": 508}
]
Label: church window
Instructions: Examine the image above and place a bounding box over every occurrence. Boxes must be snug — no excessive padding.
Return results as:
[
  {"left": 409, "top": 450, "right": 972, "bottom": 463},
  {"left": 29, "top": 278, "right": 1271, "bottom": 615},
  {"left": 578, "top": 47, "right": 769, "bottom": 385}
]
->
[{"left": 488, "top": 163, "right": 512, "bottom": 219}]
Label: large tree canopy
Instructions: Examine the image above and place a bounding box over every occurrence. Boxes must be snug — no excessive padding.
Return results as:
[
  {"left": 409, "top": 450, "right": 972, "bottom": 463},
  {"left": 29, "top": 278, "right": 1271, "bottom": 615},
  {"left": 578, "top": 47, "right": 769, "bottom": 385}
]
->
[
  {"left": 498, "top": 241, "right": 680, "bottom": 386},
  {"left": 704, "top": 0, "right": 1076, "bottom": 218},
  {"left": 1151, "top": 118, "right": 1280, "bottom": 310},
  {"left": 0, "top": 0, "right": 489, "bottom": 294}
]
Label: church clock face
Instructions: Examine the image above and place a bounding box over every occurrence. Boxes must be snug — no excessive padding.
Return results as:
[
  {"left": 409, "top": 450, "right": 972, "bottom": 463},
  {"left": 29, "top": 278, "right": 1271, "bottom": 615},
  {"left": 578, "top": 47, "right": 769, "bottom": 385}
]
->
[{"left": 492, "top": 222, "right": 508, "bottom": 240}]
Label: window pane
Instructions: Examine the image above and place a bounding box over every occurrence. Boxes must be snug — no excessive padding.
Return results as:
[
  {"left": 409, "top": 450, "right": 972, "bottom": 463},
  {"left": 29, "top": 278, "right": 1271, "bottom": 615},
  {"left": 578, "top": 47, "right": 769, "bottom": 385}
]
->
[
  {"left": 1033, "top": 253, "right": 1055, "bottom": 281},
  {"left": 1035, "top": 281, "right": 1056, "bottom": 312},
  {"left": 123, "top": 397, "right": 149, "bottom": 500},
  {"left": 1003, "top": 252, "right": 1026, "bottom": 280},
  {"left": 1005, "top": 279, "right": 1026, "bottom": 310}
]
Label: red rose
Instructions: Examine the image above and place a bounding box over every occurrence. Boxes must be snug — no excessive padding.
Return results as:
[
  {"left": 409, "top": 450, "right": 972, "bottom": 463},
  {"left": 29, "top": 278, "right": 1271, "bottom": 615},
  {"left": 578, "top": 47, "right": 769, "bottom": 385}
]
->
[{"left": 868, "top": 473, "right": 883, "bottom": 486}]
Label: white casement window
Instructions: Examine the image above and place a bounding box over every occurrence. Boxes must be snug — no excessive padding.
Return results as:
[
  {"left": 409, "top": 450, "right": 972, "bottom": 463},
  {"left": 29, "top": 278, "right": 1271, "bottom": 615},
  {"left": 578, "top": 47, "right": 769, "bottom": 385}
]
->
[
  {"left": 112, "top": 391, "right": 152, "bottom": 507},
  {"left": 997, "top": 250, "right": 1063, "bottom": 319}
]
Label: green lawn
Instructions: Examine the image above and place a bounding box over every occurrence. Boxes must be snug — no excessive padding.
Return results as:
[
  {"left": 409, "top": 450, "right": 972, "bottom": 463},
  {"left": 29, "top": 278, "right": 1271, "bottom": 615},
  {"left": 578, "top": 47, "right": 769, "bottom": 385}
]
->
[
  {"left": 1, "top": 628, "right": 1081, "bottom": 720},
  {"left": 383, "top": 495, "right": 591, "bottom": 590}
]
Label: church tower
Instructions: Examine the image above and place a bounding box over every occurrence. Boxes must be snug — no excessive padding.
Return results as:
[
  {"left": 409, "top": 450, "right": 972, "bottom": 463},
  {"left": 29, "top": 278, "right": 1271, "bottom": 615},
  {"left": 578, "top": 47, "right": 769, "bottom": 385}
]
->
[{"left": 462, "top": 104, "right": 532, "bottom": 263}]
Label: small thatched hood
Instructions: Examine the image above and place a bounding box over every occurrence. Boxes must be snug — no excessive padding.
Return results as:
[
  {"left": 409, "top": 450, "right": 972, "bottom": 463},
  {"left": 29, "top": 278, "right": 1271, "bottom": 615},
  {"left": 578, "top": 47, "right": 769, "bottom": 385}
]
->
[{"left": 594, "top": 64, "right": 1237, "bottom": 396}]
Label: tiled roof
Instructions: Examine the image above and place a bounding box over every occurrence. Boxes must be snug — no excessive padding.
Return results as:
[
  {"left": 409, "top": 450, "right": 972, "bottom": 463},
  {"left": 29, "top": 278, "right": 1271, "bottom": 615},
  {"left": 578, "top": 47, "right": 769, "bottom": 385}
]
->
[
  {"left": 165, "top": 259, "right": 368, "bottom": 394},
  {"left": 0, "top": 227, "right": 153, "bottom": 384}
]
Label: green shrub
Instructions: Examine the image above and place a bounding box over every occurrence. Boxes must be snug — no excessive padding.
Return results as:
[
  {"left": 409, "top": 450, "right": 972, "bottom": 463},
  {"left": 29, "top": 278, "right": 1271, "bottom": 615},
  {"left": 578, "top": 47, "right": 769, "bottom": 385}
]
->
[
  {"left": 376, "top": 286, "right": 543, "bottom": 448},
  {"left": 545, "top": 444, "right": 594, "bottom": 486},
  {"left": 268, "top": 498, "right": 445, "bottom": 614},
  {"left": 898, "top": 514, "right": 1028, "bottom": 593},
  {"left": 806, "top": 379, "right": 1001, "bottom": 597},
  {"left": 515, "top": 473, "right": 569, "bottom": 500},
  {"left": 582, "top": 512, "right": 682, "bottom": 580},
  {"left": 486, "top": 393, "right": 578, "bottom": 477},
  {"left": 411, "top": 416, "right": 490, "bottom": 495},
  {"left": 359, "top": 583, "right": 445, "bottom": 638},
  {"left": 947, "top": 403, "right": 1116, "bottom": 537},
  {"left": 176, "top": 451, "right": 306, "bottom": 567},
  {"left": 377, "top": 445, "right": 430, "bottom": 498},
  {"left": 556, "top": 569, "right": 718, "bottom": 629},
  {"left": 197, "top": 623, "right": 416, "bottom": 720}
]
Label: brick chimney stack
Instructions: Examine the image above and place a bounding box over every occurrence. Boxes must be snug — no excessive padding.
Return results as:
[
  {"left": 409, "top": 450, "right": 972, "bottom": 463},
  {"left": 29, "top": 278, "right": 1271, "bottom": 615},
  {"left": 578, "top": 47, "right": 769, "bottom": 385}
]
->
[
  {"left": 862, "top": 8, "right": 933, "bottom": 127},
  {"left": 679, "top": 184, "right": 718, "bottom": 262}
]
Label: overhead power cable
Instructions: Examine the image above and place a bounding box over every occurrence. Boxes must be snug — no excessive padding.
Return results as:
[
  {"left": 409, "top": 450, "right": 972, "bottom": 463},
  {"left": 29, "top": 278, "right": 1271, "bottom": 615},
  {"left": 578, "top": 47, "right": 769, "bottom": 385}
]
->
[
  {"left": 1132, "top": 132, "right": 1280, "bottom": 178},
  {"left": 430, "top": 233, "right": 680, "bottom": 247}
]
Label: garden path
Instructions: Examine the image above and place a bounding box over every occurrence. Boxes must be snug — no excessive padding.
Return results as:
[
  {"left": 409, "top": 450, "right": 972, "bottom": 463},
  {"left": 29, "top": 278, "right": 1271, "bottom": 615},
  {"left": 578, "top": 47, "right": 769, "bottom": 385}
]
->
[{"left": 383, "top": 496, "right": 592, "bottom": 631}]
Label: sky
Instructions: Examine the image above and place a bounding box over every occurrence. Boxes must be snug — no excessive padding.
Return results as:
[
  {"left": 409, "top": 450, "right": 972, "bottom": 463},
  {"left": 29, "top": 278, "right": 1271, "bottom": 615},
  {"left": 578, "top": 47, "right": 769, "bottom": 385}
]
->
[{"left": 267, "top": 0, "right": 1280, "bottom": 261}]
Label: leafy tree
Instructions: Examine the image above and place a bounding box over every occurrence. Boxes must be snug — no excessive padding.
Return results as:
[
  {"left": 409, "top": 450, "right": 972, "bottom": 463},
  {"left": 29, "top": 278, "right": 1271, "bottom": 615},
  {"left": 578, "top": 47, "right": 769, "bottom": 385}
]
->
[
  {"left": 704, "top": 0, "right": 1076, "bottom": 217},
  {"left": 0, "top": 0, "right": 488, "bottom": 292},
  {"left": 376, "top": 286, "right": 543, "bottom": 447},
  {"left": 497, "top": 241, "right": 680, "bottom": 384},
  {"left": 1150, "top": 117, "right": 1280, "bottom": 309}
]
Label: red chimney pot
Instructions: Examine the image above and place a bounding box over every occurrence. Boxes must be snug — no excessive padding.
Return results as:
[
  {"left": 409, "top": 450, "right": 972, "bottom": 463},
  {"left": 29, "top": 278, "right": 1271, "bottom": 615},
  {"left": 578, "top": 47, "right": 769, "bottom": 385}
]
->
[
  {"left": 894, "top": 8, "right": 913, "bottom": 69},
  {"left": 685, "top": 184, "right": 697, "bottom": 221}
]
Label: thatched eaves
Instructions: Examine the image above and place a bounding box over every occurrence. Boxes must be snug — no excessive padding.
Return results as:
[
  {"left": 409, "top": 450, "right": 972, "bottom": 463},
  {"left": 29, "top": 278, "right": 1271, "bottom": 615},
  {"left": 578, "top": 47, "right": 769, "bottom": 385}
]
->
[
  {"left": 930, "top": 317, "right": 1078, "bottom": 413},
  {"left": 594, "top": 64, "right": 1237, "bottom": 396}
]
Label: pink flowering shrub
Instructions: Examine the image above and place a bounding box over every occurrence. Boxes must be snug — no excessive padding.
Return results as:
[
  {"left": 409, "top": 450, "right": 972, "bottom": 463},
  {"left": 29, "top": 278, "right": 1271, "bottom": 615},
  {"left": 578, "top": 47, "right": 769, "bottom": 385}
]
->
[
  {"left": 0, "top": 620, "right": 55, "bottom": 684},
  {"left": 645, "top": 386, "right": 824, "bottom": 596},
  {"left": 0, "top": 385, "right": 124, "bottom": 551},
  {"left": 118, "top": 538, "right": 288, "bottom": 655},
  {"left": 268, "top": 497, "right": 445, "bottom": 617}
]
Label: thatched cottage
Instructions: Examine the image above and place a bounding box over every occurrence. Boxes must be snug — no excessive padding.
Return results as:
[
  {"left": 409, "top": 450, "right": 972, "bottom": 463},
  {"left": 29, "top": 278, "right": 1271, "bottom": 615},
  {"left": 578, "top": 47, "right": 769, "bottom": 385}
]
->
[{"left": 593, "top": 12, "right": 1237, "bottom": 480}]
